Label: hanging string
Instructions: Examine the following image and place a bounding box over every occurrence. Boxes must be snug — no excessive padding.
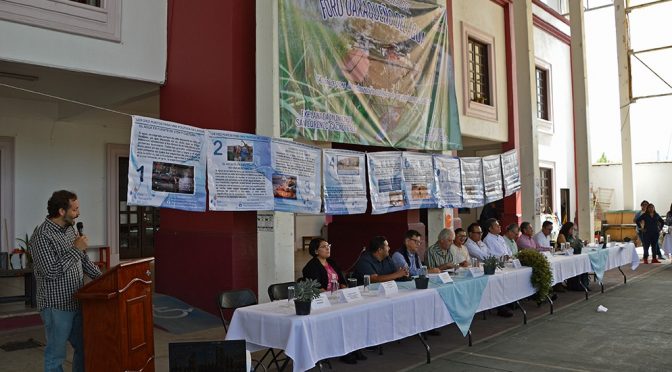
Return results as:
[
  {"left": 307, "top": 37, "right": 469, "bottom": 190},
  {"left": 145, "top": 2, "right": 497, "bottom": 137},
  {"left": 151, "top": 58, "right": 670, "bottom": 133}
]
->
[{"left": 0, "top": 81, "right": 134, "bottom": 117}]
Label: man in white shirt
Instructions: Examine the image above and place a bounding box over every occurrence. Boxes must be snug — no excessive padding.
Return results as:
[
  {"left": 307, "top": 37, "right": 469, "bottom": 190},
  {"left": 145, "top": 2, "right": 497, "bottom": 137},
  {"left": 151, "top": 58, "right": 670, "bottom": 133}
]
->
[
  {"left": 533, "top": 221, "right": 554, "bottom": 251},
  {"left": 465, "top": 223, "right": 490, "bottom": 261},
  {"left": 482, "top": 219, "right": 512, "bottom": 259}
]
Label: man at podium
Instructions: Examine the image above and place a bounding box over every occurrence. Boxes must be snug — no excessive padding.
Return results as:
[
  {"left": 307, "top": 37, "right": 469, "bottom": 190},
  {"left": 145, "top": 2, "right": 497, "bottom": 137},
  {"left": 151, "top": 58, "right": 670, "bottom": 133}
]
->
[{"left": 29, "top": 190, "right": 102, "bottom": 372}]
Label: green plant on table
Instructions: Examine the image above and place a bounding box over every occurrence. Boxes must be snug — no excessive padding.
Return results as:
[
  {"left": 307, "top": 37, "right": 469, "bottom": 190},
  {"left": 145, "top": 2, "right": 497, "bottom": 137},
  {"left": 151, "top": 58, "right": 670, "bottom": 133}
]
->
[
  {"left": 16, "top": 233, "right": 33, "bottom": 265},
  {"left": 517, "top": 249, "right": 553, "bottom": 303},
  {"left": 482, "top": 255, "right": 505, "bottom": 272},
  {"left": 294, "top": 278, "right": 321, "bottom": 303}
]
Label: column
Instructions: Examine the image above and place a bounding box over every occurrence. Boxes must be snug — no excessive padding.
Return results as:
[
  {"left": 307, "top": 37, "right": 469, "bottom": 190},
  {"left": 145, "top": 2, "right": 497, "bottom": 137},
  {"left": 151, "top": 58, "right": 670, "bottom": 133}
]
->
[
  {"left": 256, "top": 0, "right": 295, "bottom": 302},
  {"left": 513, "top": 0, "right": 541, "bottom": 228},
  {"left": 569, "top": 0, "right": 595, "bottom": 241}
]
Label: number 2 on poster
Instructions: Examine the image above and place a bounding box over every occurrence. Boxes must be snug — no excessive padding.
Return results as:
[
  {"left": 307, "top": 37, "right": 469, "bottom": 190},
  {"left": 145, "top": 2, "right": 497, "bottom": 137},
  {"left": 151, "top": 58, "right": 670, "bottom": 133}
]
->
[{"left": 213, "top": 140, "right": 223, "bottom": 156}]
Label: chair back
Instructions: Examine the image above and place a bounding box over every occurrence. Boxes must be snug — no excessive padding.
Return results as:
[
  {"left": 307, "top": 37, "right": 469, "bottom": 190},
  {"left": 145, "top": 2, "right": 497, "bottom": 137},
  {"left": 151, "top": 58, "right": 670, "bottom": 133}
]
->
[
  {"left": 217, "top": 289, "right": 257, "bottom": 332},
  {"left": 267, "top": 281, "right": 296, "bottom": 301}
]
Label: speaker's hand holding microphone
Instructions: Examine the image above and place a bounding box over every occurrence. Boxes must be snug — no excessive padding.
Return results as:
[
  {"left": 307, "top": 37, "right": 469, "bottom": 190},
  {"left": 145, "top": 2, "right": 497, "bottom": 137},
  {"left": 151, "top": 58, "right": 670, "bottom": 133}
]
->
[{"left": 74, "top": 222, "right": 89, "bottom": 251}]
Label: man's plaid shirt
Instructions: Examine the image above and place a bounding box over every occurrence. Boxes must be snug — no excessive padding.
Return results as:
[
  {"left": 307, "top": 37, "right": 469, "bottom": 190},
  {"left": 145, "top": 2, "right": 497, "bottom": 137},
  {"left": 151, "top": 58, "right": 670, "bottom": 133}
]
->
[{"left": 29, "top": 218, "right": 102, "bottom": 311}]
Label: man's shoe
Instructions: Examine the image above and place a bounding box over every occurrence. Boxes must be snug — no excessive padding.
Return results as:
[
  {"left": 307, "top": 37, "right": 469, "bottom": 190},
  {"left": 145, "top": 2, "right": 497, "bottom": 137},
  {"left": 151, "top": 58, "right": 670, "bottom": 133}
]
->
[
  {"left": 354, "top": 350, "right": 368, "bottom": 361},
  {"left": 652, "top": 258, "right": 661, "bottom": 264},
  {"left": 427, "top": 329, "right": 441, "bottom": 336},
  {"left": 497, "top": 309, "right": 513, "bottom": 318},
  {"left": 340, "top": 354, "right": 357, "bottom": 365}
]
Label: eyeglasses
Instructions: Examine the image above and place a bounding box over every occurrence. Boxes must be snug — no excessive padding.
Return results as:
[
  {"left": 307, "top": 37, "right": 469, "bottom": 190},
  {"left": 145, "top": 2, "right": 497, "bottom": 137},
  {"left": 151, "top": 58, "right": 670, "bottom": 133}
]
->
[
  {"left": 319, "top": 244, "right": 332, "bottom": 249},
  {"left": 410, "top": 238, "right": 423, "bottom": 245},
  {"left": 457, "top": 235, "right": 467, "bottom": 239}
]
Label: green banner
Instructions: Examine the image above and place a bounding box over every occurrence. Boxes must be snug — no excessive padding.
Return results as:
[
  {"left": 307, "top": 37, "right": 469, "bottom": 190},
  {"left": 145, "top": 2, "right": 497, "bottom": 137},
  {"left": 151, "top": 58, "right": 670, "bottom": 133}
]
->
[{"left": 279, "top": 0, "right": 461, "bottom": 150}]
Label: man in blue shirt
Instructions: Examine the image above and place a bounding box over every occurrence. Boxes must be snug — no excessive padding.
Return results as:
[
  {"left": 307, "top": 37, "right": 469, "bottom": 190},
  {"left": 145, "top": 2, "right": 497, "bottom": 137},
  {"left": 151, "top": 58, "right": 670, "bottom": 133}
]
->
[
  {"left": 354, "top": 236, "right": 408, "bottom": 284},
  {"left": 391, "top": 230, "right": 423, "bottom": 276}
]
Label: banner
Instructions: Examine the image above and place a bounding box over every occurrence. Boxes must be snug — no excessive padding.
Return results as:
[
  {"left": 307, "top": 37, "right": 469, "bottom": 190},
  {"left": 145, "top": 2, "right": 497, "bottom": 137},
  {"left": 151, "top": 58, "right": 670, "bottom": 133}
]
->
[
  {"left": 460, "top": 157, "right": 484, "bottom": 208},
  {"left": 367, "top": 151, "right": 408, "bottom": 214},
  {"left": 206, "top": 130, "right": 274, "bottom": 211},
  {"left": 501, "top": 149, "right": 521, "bottom": 196},
  {"left": 482, "top": 154, "right": 504, "bottom": 203},
  {"left": 433, "top": 155, "right": 462, "bottom": 208},
  {"left": 127, "top": 116, "right": 206, "bottom": 212},
  {"left": 271, "top": 139, "right": 322, "bottom": 214},
  {"left": 402, "top": 152, "right": 437, "bottom": 209},
  {"left": 279, "top": 0, "right": 461, "bottom": 151},
  {"left": 322, "top": 149, "right": 368, "bottom": 215}
]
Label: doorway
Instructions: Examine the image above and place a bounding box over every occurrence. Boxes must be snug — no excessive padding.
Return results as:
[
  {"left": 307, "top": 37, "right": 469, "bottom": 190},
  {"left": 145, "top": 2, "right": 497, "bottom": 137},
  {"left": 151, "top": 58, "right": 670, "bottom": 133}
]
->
[{"left": 560, "top": 188, "right": 570, "bottom": 225}]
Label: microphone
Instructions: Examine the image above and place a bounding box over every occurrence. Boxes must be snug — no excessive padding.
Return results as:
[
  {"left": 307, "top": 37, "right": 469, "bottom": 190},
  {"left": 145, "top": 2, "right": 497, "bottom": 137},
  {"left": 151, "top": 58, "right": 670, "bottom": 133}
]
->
[{"left": 76, "top": 222, "right": 84, "bottom": 236}]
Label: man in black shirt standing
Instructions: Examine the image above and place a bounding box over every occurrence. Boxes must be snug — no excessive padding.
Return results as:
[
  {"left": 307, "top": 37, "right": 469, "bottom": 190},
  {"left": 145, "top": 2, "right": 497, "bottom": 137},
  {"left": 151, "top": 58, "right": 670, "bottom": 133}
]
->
[{"left": 29, "top": 190, "right": 101, "bottom": 372}]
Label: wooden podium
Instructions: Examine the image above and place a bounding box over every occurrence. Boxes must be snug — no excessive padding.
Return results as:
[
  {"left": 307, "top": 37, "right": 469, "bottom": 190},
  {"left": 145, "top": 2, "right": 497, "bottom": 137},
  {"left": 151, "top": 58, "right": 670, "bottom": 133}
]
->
[{"left": 76, "top": 258, "right": 155, "bottom": 372}]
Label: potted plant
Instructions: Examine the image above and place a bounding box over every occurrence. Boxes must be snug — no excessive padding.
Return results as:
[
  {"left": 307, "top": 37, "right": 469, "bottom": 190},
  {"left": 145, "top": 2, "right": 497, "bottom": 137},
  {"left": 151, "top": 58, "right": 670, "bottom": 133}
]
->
[
  {"left": 517, "top": 249, "right": 553, "bottom": 303},
  {"left": 16, "top": 233, "right": 33, "bottom": 269},
  {"left": 294, "top": 278, "right": 321, "bottom": 315},
  {"left": 482, "top": 256, "right": 504, "bottom": 275}
]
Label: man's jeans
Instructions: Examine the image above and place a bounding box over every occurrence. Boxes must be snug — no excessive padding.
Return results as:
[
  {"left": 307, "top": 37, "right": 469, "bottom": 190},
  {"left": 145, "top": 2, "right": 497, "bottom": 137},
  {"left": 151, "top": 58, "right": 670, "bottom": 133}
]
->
[{"left": 40, "top": 308, "right": 84, "bottom": 372}]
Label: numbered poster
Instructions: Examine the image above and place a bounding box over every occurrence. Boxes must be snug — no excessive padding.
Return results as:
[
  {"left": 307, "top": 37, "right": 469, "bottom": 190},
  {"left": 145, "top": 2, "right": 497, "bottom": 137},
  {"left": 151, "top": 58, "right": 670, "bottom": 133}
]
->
[
  {"left": 367, "top": 152, "right": 408, "bottom": 215},
  {"left": 127, "top": 116, "right": 206, "bottom": 212},
  {"left": 433, "top": 155, "right": 463, "bottom": 208},
  {"left": 402, "top": 152, "right": 437, "bottom": 209},
  {"left": 482, "top": 154, "right": 504, "bottom": 204},
  {"left": 501, "top": 149, "right": 521, "bottom": 196},
  {"left": 206, "top": 130, "right": 273, "bottom": 211},
  {"left": 322, "top": 149, "right": 367, "bottom": 215},
  {"left": 271, "top": 139, "right": 322, "bottom": 214},
  {"left": 460, "top": 157, "right": 485, "bottom": 208}
]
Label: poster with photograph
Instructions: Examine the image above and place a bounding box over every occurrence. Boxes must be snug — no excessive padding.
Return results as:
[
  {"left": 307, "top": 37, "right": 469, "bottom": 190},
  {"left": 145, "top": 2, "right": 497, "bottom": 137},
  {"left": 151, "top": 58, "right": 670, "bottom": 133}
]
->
[
  {"left": 322, "top": 149, "right": 367, "bottom": 215},
  {"left": 206, "top": 130, "right": 273, "bottom": 211},
  {"left": 433, "top": 155, "right": 463, "bottom": 208},
  {"left": 127, "top": 116, "right": 206, "bottom": 211},
  {"left": 367, "top": 152, "right": 408, "bottom": 215},
  {"left": 402, "top": 152, "right": 437, "bottom": 209},
  {"left": 271, "top": 139, "right": 322, "bottom": 214},
  {"left": 482, "top": 154, "right": 504, "bottom": 204},
  {"left": 460, "top": 157, "right": 485, "bottom": 208},
  {"left": 501, "top": 149, "right": 521, "bottom": 196}
]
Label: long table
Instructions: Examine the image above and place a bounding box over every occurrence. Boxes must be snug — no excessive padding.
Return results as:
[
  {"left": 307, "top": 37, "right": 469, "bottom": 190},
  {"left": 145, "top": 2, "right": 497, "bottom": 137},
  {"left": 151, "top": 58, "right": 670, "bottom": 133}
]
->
[{"left": 549, "top": 243, "right": 638, "bottom": 286}]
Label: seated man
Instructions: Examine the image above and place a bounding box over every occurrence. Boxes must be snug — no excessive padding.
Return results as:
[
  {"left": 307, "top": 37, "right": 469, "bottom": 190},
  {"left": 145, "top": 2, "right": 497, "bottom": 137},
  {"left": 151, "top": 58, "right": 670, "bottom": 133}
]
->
[
  {"left": 354, "top": 236, "right": 408, "bottom": 284},
  {"left": 426, "top": 228, "right": 456, "bottom": 272},
  {"left": 504, "top": 223, "right": 520, "bottom": 256},
  {"left": 465, "top": 223, "right": 490, "bottom": 262},
  {"left": 482, "top": 218, "right": 512, "bottom": 259},
  {"left": 534, "top": 221, "right": 554, "bottom": 251},
  {"left": 517, "top": 222, "right": 548, "bottom": 252},
  {"left": 391, "top": 230, "right": 424, "bottom": 276}
]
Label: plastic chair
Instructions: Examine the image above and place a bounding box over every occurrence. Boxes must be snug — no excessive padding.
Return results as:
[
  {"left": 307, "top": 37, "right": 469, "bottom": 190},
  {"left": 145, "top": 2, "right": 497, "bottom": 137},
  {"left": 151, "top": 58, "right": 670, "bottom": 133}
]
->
[{"left": 267, "top": 281, "right": 296, "bottom": 301}]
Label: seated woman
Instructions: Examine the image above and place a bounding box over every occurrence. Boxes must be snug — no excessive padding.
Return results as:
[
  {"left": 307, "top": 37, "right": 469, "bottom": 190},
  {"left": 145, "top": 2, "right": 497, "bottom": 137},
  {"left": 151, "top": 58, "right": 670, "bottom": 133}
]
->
[
  {"left": 302, "top": 238, "right": 347, "bottom": 291},
  {"left": 556, "top": 222, "right": 589, "bottom": 291}
]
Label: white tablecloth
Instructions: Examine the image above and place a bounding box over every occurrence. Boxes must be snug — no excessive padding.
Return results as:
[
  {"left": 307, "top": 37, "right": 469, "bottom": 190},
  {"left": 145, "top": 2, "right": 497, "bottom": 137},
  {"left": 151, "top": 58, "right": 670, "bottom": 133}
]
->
[
  {"left": 226, "top": 267, "right": 537, "bottom": 372},
  {"left": 548, "top": 254, "right": 592, "bottom": 285},
  {"left": 605, "top": 243, "right": 639, "bottom": 271}
]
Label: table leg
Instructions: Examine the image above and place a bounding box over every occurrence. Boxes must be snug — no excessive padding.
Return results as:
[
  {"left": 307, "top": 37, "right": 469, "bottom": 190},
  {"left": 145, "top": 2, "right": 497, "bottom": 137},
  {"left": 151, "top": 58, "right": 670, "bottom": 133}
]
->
[
  {"left": 467, "top": 330, "right": 472, "bottom": 347},
  {"left": 546, "top": 294, "right": 554, "bottom": 314},
  {"left": 579, "top": 281, "right": 589, "bottom": 300},
  {"left": 618, "top": 266, "right": 627, "bottom": 284},
  {"left": 515, "top": 300, "right": 527, "bottom": 325},
  {"left": 416, "top": 333, "right": 431, "bottom": 364}
]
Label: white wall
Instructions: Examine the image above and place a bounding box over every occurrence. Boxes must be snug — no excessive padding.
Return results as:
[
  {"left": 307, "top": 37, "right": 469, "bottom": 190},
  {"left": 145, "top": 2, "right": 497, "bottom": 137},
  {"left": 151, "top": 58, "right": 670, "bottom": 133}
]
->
[
  {"left": 533, "top": 25, "right": 575, "bottom": 218},
  {"left": 452, "top": 0, "right": 508, "bottom": 143},
  {"left": 592, "top": 162, "right": 672, "bottom": 212},
  {"left": 0, "top": 96, "right": 132, "bottom": 248},
  {"left": 294, "top": 214, "right": 325, "bottom": 250},
  {"left": 0, "top": 0, "right": 167, "bottom": 83}
]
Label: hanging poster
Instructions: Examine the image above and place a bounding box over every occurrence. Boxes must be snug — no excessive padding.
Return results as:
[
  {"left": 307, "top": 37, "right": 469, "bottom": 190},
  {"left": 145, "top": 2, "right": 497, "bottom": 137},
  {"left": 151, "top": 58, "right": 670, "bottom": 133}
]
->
[
  {"left": 279, "top": 0, "right": 461, "bottom": 151},
  {"left": 271, "top": 139, "right": 322, "bottom": 214},
  {"left": 433, "top": 155, "right": 463, "bottom": 208},
  {"left": 322, "top": 149, "right": 368, "bottom": 215},
  {"left": 367, "top": 152, "right": 408, "bottom": 214},
  {"left": 460, "top": 157, "right": 485, "bottom": 208},
  {"left": 482, "top": 154, "right": 504, "bottom": 203},
  {"left": 127, "top": 116, "right": 206, "bottom": 212},
  {"left": 501, "top": 149, "right": 521, "bottom": 196},
  {"left": 402, "top": 152, "right": 437, "bottom": 209},
  {"left": 206, "top": 130, "right": 274, "bottom": 211}
]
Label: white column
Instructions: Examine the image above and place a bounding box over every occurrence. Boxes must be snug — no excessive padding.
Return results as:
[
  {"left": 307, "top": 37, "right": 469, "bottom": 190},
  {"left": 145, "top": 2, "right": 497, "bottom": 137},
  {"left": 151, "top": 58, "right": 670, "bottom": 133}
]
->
[
  {"left": 427, "top": 208, "right": 451, "bottom": 246},
  {"left": 569, "top": 0, "right": 595, "bottom": 241},
  {"left": 256, "top": 0, "right": 294, "bottom": 302},
  {"left": 513, "top": 0, "right": 541, "bottom": 228},
  {"left": 613, "top": 0, "right": 636, "bottom": 210}
]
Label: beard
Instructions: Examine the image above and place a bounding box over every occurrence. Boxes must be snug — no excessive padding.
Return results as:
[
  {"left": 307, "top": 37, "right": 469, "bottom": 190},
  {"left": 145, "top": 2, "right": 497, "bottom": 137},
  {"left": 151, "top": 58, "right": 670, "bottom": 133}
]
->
[{"left": 64, "top": 215, "right": 76, "bottom": 227}]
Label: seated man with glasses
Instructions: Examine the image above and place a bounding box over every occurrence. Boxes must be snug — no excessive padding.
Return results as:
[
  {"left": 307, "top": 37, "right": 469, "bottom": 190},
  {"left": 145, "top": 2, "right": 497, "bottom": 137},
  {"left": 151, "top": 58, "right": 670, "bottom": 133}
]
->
[
  {"left": 451, "top": 228, "right": 471, "bottom": 267},
  {"left": 391, "top": 230, "right": 424, "bottom": 277},
  {"left": 426, "top": 228, "right": 457, "bottom": 272},
  {"left": 465, "top": 222, "right": 490, "bottom": 262},
  {"left": 354, "top": 236, "right": 409, "bottom": 284}
]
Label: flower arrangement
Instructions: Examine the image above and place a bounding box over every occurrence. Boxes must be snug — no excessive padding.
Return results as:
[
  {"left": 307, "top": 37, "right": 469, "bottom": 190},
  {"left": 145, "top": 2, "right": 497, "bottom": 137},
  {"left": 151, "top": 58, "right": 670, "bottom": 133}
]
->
[
  {"left": 517, "top": 249, "right": 553, "bottom": 303},
  {"left": 482, "top": 255, "right": 505, "bottom": 275}
]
